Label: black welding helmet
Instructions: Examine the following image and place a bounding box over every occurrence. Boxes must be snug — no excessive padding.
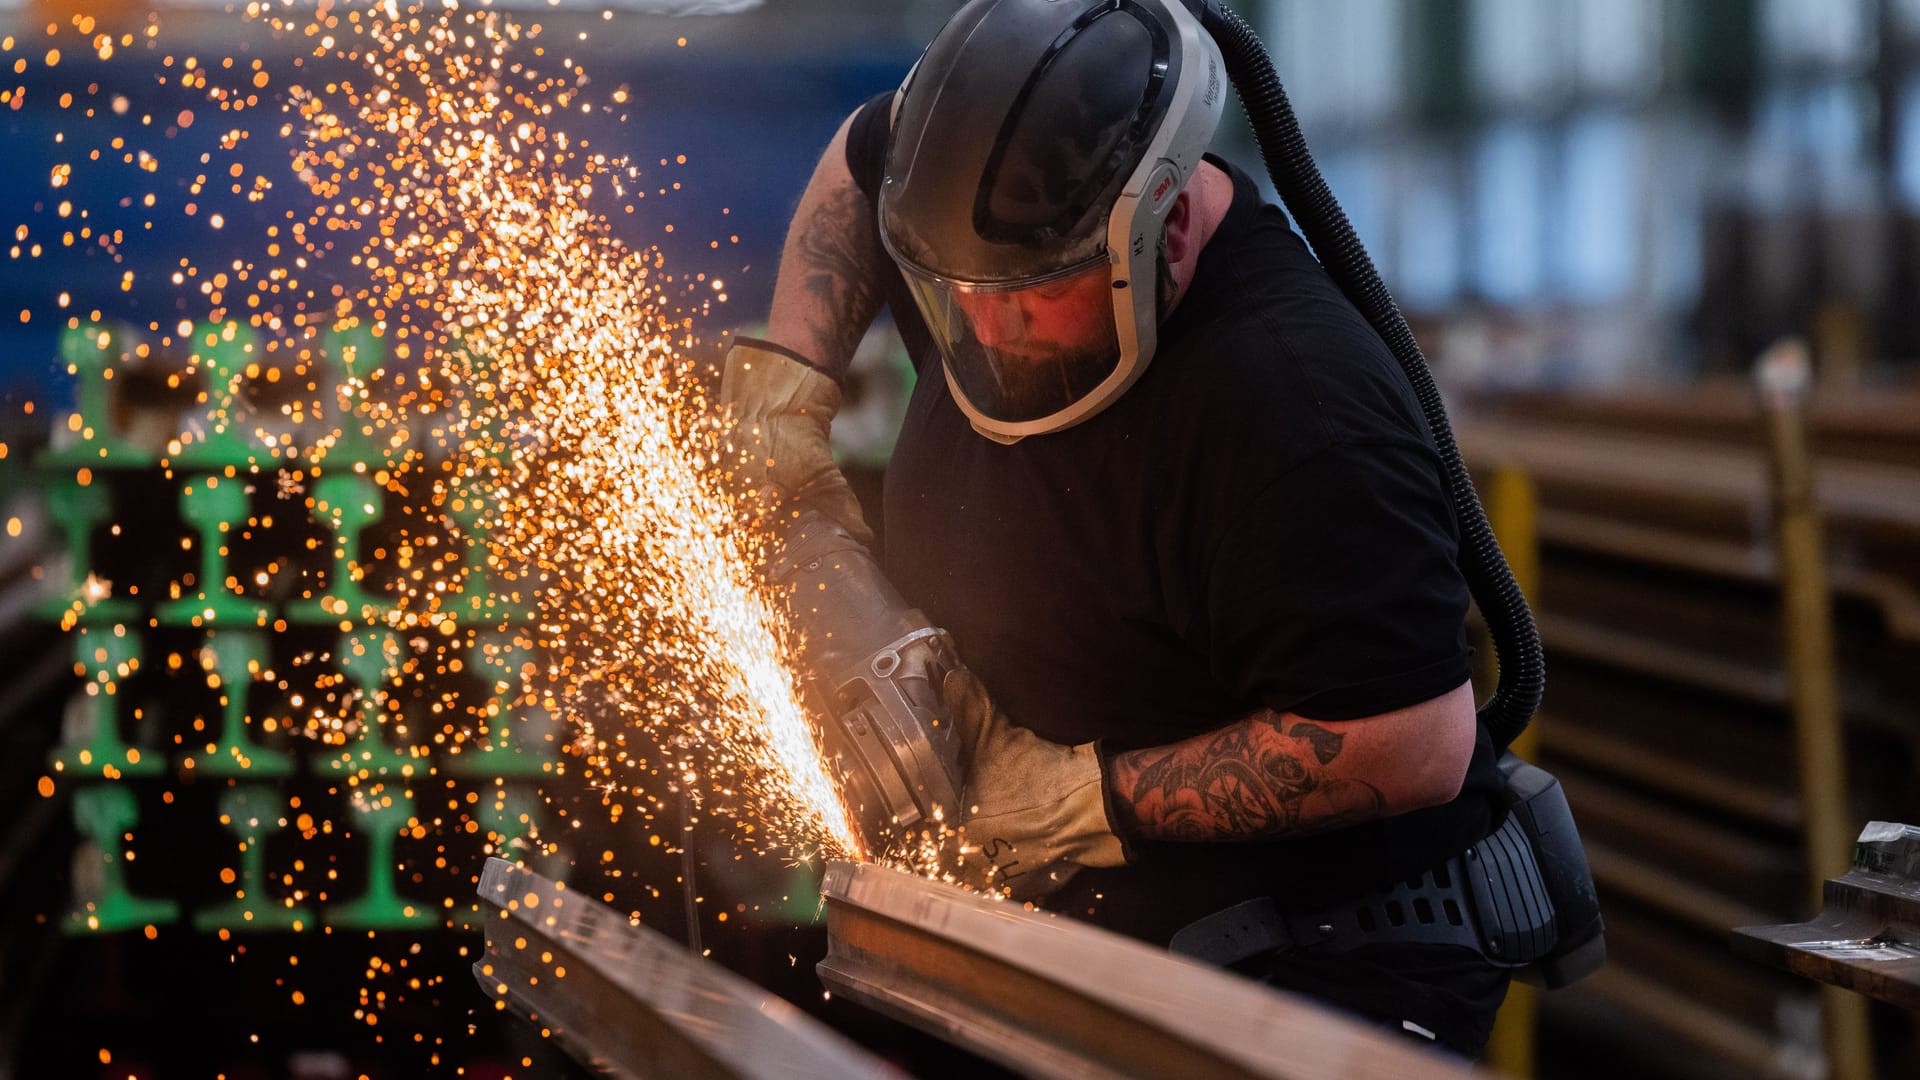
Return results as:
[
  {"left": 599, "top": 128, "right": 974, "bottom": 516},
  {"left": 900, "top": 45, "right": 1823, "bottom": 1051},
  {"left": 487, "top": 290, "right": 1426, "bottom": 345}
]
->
[{"left": 880, "top": 0, "right": 1224, "bottom": 443}]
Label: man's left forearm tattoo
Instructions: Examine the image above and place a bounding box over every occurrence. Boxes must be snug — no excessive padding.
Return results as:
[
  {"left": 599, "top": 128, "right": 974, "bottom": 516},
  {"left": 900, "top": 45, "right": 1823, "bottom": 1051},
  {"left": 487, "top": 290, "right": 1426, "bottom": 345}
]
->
[
  {"left": 1109, "top": 712, "right": 1387, "bottom": 842},
  {"left": 788, "top": 180, "right": 884, "bottom": 371}
]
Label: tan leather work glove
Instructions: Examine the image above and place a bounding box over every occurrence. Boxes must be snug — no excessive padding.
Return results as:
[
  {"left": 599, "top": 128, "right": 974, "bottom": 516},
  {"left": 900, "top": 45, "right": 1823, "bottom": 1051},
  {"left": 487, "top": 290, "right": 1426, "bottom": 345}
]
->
[
  {"left": 718, "top": 338, "right": 872, "bottom": 546},
  {"left": 942, "top": 668, "right": 1131, "bottom": 903}
]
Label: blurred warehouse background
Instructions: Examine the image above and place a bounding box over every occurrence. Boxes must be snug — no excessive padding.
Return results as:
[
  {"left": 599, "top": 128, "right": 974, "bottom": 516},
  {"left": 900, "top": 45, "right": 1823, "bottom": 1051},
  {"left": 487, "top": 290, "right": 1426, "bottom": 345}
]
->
[
  {"left": 1266, "top": 0, "right": 1920, "bottom": 388},
  {"left": 1, "top": 0, "right": 1917, "bottom": 1078}
]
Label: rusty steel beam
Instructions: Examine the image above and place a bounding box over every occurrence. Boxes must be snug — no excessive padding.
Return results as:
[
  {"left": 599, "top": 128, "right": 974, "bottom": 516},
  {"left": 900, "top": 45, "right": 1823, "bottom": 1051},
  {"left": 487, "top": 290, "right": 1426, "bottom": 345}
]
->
[
  {"left": 473, "top": 858, "right": 896, "bottom": 1080},
  {"left": 817, "top": 861, "right": 1490, "bottom": 1080}
]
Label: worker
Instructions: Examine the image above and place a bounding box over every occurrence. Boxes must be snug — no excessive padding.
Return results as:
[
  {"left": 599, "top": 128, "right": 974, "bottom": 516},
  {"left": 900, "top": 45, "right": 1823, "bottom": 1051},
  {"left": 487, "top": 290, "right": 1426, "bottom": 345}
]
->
[{"left": 724, "top": 0, "right": 1512, "bottom": 1057}]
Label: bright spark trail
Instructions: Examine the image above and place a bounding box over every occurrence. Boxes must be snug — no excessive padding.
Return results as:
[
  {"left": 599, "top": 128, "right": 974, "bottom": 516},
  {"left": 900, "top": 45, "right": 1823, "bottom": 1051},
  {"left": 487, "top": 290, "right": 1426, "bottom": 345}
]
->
[
  {"left": 17, "top": 0, "right": 865, "bottom": 867},
  {"left": 277, "top": 1, "right": 866, "bottom": 861},
  {"left": 8, "top": 0, "right": 889, "bottom": 1065}
]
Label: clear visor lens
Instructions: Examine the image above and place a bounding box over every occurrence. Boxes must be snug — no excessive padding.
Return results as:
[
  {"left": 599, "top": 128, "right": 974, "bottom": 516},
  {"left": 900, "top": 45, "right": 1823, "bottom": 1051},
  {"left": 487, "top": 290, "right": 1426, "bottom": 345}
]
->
[{"left": 901, "top": 262, "right": 1122, "bottom": 426}]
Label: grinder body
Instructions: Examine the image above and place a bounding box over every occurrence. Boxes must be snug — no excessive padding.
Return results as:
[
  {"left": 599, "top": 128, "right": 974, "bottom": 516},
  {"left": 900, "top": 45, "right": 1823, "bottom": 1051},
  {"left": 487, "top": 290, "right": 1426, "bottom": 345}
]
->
[{"left": 770, "top": 510, "right": 964, "bottom": 856}]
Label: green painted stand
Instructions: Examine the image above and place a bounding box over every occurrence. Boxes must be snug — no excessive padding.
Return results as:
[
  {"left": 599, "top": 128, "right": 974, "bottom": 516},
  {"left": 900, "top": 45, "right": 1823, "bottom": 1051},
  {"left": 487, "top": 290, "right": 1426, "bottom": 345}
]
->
[
  {"left": 327, "top": 629, "right": 417, "bottom": 779},
  {"left": 172, "top": 321, "right": 263, "bottom": 470},
  {"left": 443, "top": 493, "right": 494, "bottom": 625},
  {"left": 193, "top": 786, "right": 311, "bottom": 932},
  {"left": 447, "top": 344, "right": 508, "bottom": 465},
  {"left": 477, "top": 783, "right": 539, "bottom": 860},
  {"left": 440, "top": 345, "right": 534, "bottom": 627},
  {"left": 34, "top": 478, "right": 138, "bottom": 623},
  {"left": 51, "top": 627, "right": 162, "bottom": 778},
  {"left": 196, "top": 631, "right": 292, "bottom": 777},
  {"left": 289, "top": 472, "right": 388, "bottom": 623},
  {"left": 327, "top": 787, "right": 434, "bottom": 929},
  {"left": 158, "top": 474, "right": 270, "bottom": 627},
  {"left": 42, "top": 322, "right": 147, "bottom": 468},
  {"left": 314, "top": 322, "right": 392, "bottom": 468},
  {"left": 451, "top": 783, "right": 540, "bottom": 930},
  {"left": 68, "top": 785, "right": 179, "bottom": 933},
  {"left": 441, "top": 490, "right": 533, "bottom": 627},
  {"left": 447, "top": 629, "right": 547, "bottom": 778}
]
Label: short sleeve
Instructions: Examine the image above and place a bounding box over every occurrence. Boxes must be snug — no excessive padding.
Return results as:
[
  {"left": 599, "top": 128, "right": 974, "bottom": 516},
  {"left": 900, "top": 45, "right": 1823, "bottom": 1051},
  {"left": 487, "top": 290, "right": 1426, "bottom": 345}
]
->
[
  {"left": 1204, "top": 440, "right": 1471, "bottom": 721},
  {"left": 843, "top": 92, "right": 894, "bottom": 201}
]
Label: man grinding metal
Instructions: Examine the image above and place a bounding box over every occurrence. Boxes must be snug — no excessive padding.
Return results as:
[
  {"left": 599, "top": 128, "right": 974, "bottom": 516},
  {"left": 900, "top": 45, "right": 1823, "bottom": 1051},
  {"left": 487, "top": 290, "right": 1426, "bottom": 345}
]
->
[{"left": 721, "top": 0, "right": 1550, "bottom": 1057}]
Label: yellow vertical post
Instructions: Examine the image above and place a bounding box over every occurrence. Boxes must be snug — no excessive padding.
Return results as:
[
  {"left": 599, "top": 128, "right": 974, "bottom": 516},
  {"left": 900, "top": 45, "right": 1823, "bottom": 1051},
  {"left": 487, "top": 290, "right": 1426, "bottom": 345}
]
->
[
  {"left": 1754, "top": 339, "right": 1874, "bottom": 1080},
  {"left": 1482, "top": 463, "right": 1539, "bottom": 1078}
]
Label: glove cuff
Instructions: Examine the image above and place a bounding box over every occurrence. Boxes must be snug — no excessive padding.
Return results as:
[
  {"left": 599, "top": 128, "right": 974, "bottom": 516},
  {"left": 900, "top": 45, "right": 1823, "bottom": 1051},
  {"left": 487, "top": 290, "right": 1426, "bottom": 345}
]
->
[
  {"left": 1093, "top": 739, "right": 1142, "bottom": 865},
  {"left": 731, "top": 336, "right": 834, "bottom": 378},
  {"left": 719, "top": 338, "right": 873, "bottom": 545}
]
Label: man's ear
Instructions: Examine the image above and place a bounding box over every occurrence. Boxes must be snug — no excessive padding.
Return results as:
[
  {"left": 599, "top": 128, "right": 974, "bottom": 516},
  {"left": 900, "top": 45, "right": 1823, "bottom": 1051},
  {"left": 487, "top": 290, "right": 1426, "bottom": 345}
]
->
[{"left": 1162, "top": 190, "right": 1195, "bottom": 264}]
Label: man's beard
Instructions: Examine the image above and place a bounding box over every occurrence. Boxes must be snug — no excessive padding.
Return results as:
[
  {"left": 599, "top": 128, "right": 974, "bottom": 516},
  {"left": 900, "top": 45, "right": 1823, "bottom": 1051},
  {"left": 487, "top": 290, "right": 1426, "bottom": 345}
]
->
[
  {"left": 955, "top": 335, "right": 1116, "bottom": 422},
  {"left": 952, "top": 244, "right": 1174, "bottom": 422}
]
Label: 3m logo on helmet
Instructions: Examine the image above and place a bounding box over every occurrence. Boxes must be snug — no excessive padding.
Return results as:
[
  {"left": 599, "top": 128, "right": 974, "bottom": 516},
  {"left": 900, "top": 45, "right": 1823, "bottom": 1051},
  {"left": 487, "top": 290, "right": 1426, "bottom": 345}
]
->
[{"left": 1152, "top": 174, "right": 1174, "bottom": 203}]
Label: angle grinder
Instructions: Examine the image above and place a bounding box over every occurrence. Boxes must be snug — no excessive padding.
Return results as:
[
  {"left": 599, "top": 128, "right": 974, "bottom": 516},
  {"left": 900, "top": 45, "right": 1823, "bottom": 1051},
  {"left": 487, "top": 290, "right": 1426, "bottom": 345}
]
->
[{"left": 769, "top": 509, "right": 964, "bottom": 857}]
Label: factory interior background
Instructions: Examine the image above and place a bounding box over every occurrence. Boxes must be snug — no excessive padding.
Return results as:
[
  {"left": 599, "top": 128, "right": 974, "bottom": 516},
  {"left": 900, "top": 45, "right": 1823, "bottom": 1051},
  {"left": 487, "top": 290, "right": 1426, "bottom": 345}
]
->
[{"left": 1, "top": 0, "right": 1917, "bottom": 1076}]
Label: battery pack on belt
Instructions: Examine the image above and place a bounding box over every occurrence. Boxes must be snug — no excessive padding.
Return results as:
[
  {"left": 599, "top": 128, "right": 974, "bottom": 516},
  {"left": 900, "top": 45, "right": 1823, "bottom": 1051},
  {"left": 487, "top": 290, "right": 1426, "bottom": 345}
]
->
[
  {"left": 1169, "top": 754, "right": 1605, "bottom": 989},
  {"left": 1169, "top": 810, "right": 1552, "bottom": 968}
]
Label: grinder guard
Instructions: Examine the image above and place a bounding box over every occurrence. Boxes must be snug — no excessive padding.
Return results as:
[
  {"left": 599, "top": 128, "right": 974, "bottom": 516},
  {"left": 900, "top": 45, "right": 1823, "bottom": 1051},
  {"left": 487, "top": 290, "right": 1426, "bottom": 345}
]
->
[{"left": 770, "top": 510, "right": 964, "bottom": 856}]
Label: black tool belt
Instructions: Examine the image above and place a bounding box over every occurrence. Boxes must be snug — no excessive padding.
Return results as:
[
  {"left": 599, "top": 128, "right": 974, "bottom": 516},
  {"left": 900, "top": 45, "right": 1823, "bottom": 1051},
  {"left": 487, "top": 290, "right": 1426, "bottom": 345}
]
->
[
  {"left": 1170, "top": 811, "right": 1557, "bottom": 970},
  {"left": 1169, "top": 754, "right": 1606, "bottom": 989}
]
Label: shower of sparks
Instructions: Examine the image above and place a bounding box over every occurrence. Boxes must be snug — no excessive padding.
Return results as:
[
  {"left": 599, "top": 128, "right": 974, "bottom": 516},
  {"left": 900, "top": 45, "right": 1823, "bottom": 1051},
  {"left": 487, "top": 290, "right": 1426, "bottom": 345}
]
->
[
  {"left": 267, "top": 2, "right": 865, "bottom": 859},
  {"left": 4, "top": 5, "right": 917, "bottom": 1066},
  {"left": 17, "top": 0, "right": 865, "bottom": 916}
]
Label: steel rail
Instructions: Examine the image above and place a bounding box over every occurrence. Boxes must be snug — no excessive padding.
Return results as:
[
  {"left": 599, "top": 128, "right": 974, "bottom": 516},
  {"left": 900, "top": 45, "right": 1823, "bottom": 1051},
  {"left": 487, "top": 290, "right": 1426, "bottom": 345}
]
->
[
  {"left": 1733, "top": 821, "right": 1920, "bottom": 1011},
  {"left": 473, "top": 858, "right": 896, "bottom": 1080},
  {"left": 817, "top": 860, "right": 1491, "bottom": 1080}
]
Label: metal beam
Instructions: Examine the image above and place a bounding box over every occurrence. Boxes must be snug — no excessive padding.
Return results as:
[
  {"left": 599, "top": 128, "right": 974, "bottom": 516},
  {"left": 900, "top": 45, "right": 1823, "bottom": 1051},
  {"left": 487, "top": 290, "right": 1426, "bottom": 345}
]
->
[
  {"left": 817, "top": 860, "right": 1491, "bottom": 1080},
  {"left": 472, "top": 858, "right": 896, "bottom": 1080},
  {"left": 1733, "top": 821, "right": 1920, "bottom": 1011}
]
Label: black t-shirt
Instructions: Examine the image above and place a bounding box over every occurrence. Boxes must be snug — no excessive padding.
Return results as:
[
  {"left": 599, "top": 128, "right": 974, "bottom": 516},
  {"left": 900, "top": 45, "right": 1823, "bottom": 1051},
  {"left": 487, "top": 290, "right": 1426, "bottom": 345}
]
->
[{"left": 845, "top": 95, "right": 1501, "bottom": 945}]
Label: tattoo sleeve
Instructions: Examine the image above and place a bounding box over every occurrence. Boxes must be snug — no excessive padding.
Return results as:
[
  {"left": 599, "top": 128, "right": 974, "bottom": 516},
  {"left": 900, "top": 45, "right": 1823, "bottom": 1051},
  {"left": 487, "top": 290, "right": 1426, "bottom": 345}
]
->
[
  {"left": 765, "top": 120, "right": 888, "bottom": 380},
  {"left": 1107, "top": 711, "right": 1389, "bottom": 843}
]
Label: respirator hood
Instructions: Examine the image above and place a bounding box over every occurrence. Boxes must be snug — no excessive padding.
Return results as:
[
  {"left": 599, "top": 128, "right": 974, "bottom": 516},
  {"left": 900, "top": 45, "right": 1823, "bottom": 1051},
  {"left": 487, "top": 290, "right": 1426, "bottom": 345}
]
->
[{"left": 880, "top": 0, "right": 1224, "bottom": 442}]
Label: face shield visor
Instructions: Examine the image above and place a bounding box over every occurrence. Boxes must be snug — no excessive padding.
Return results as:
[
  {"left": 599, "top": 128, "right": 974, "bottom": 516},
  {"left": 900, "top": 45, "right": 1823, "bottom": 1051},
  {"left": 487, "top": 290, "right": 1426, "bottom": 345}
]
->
[{"left": 897, "top": 255, "right": 1124, "bottom": 430}]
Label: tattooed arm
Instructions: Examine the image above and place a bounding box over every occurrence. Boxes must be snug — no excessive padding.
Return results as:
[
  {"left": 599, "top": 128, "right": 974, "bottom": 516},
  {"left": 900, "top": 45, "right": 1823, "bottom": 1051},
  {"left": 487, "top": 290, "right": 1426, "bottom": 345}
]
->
[
  {"left": 1106, "top": 680, "right": 1478, "bottom": 843},
  {"left": 763, "top": 110, "right": 890, "bottom": 380}
]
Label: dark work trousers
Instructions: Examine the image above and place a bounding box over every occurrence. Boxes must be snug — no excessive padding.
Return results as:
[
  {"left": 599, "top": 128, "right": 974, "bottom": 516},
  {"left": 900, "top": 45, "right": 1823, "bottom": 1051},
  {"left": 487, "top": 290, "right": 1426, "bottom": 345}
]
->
[{"left": 1249, "top": 942, "right": 1512, "bottom": 1060}]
